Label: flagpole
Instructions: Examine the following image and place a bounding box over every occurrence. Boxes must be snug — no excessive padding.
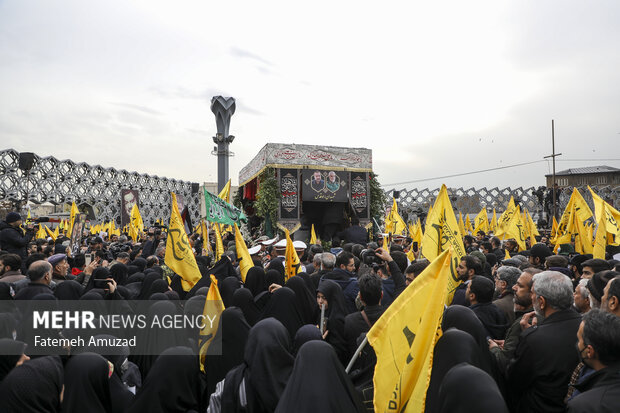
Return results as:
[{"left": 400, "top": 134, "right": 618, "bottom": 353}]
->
[{"left": 345, "top": 336, "right": 368, "bottom": 374}]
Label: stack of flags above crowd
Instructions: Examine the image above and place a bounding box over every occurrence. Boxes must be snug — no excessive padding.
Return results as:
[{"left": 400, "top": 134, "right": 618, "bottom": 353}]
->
[{"left": 382, "top": 186, "right": 617, "bottom": 261}]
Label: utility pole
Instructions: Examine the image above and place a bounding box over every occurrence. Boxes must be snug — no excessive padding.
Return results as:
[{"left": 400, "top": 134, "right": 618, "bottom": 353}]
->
[
  {"left": 211, "top": 96, "right": 236, "bottom": 192},
  {"left": 544, "top": 120, "right": 562, "bottom": 222}
]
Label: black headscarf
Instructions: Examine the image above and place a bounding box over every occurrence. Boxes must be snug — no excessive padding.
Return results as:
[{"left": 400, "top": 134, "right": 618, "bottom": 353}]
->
[
  {"left": 0, "top": 313, "right": 17, "bottom": 339},
  {"left": 296, "top": 272, "right": 316, "bottom": 296},
  {"left": 137, "top": 272, "right": 162, "bottom": 300},
  {"left": 232, "top": 288, "right": 261, "bottom": 326},
  {"left": 126, "top": 271, "right": 144, "bottom": 284},
  {"left": 147, "top": 279, "right": 169, "bottom": 297},
  {"left": 132, "top": 258, "right": 147, "bottom": 272},
  {"left": 441, "top": 306, "right": 495, "bottom": 377},
  {"left": 316, "top": 279, "right": 348, "bottom": 363},
  {"left": 260, "top": 287, "right": 304, "bottom": 339},
  {"left": 266, "top": 268, "right": 285, "bottom": 287},
  {"left": 73, "top": 335, "right": 135, "bottom": 413},
  {"left": 149, "top": 292, "right": 168, "bottom": 301},
  {"left": 219, "top": 276, "right": 242, "bottom": 308},
  {"left": 131, "top": 300, "right": 188, "bottom": 380},
  {"left": 222, "top": 318, "right": 294, "bottom": 413},
  {"left": 275, "top": 341, "right": 365, "bottom": 413},
  {"left": 285, "top": 276, "right": 319, "bottom": 324},
  {"left": 204, "top": 307, "right": 251, "bottom": 397},
  {"left": 438, "top": 363, "right": 509, "bottom": 413},
  {"left": 245, "top": 266, "right": 268, "bottom": 296},
  {"left": 267, "top": 259, "right": 285, "bottom": 280},
  {"left": 293, "top": 324, "right": 323, "bottom": 355},
  {"left": 426, "top": 328, "right": 487, "bottom": 413},
  {"left": 62, "top": 353, "right": 113, "bottom": 413},
  {"left": 109, "top": 263, "right": 129, "bottom": 285},
  {"left": 0, "top": 339, "right": 27, "bottom": 382},
  {"left": 53, "top": 280, "right": 84, "bottom": 300},
  {"left": 0, "top": 282, "right": 12, "bottom": 300},
  {"left": 0, "top": 355, "right": 64, "bottom": 413},
  {"left": 127, "top": 346, "right": 201, "bottom": 413}
]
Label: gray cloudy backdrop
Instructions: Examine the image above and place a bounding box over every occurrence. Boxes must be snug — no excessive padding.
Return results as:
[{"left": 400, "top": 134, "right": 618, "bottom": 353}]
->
[{"left": 1, "top": 0, "right": 619, "bottom": 191}]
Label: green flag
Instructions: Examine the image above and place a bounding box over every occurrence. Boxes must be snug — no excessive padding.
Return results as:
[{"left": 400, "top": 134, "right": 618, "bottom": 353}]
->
[{"left": 204, "top": 188, "right": 247, "bottom": 226}]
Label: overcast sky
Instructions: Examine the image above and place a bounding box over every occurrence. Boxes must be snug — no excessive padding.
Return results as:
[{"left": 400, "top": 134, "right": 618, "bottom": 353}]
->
[{"left": 1, "top": 0, "right": 619, "bottom": 193}]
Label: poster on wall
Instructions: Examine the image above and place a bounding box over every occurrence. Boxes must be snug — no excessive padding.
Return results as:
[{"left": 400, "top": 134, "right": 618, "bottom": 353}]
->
[
  {"left": 279, "top": 169, "right": 300, "bottom": 219},
  {"left": 120, "top": 189, "right": 139, "bottom": 227},
  {"left": 301, "top": 170, "right": 348, "bottom": 202}
]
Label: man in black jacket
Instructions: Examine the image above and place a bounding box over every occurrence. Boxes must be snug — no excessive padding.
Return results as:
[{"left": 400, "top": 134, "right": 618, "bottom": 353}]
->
[
  {"left": 344, "top": 273, "right": 384, "bottom": 358},
  {"left": 321, "top": 252, "right": 359, "bottom": 314},
  {"left": 0, "top": 212, "right": 35, "bottom": 265},
  {"left": 568, "top": 309, "right": 620, "bottom": 412},
  {"left": 507, "top": 271, "right": 582, "bottom": 412}
]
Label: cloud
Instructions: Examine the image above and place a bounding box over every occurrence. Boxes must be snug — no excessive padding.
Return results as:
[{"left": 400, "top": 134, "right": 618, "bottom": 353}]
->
[
  {"left": 229, "top": 46, "right": 273, "bottom": 66},
  {"left": 108, "top": 102, "right": 162, "bottom": 116}
]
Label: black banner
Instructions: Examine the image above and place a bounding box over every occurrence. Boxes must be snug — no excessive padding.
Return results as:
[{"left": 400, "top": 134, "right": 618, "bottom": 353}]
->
[
  {"left": 302, "top": 169, "right": 348, "bottom": 202},
  {"left": 350, "top": 172, "right": 369, "bottom": 219},
  {"left": 279, "top": 169, "right": 300, "bottom": 219}
]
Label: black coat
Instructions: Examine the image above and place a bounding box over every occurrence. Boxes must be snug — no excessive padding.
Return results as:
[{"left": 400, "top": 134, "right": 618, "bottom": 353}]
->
[
  {"left": 568, "top": 364, "right": 620, "bottom": 413},
  {"left": 343, "top": 304, "right": 384, "bottom": 358},
  {"left": 0, "top": 222, "right": 34, "bottom": 261},
  {"left": 507, "top": 308, "right": 582, "bottom": 413},
  {"left": 340, "top": 225, "right": 368, "bottom": 245}
]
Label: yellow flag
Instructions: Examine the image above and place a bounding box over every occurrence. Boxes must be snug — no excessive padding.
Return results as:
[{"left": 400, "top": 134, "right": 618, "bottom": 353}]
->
[
  {"left": 310, "top": 224, "right": 317, "bottom": 245},
  {"left": 213, "top": 223, "right": 224, "bottom": 262},
  {"left": 234, "top": 224, "right": 252, "bottom": 282},
  {"left": 420, "top": 184, "right": 466, "bottom": 304},
  {"left": 551, "top": 216, "right": 558, "bottom": 240},
  {"left": 386, "top": 198, "right": 406, "bottom": 235},
  {"left": 368, "top": 248, "right": 451, "bottom": 412},
  {"left": 164, "top": 193, "right": 202, "bottom": 291},
  {"left": 199, "top": 275, "right": 226, "bottom": 372},
  {"left": 573, "top": 210, "right": 593, "bottom": 254},
  {"left": 457, "top": 213, "right": 465, "bottom": 237},
  {"left": 53, "top": 225, "right": 59, "bottom": 240},
  {"left": 593, "top": 204, "right": 607, "bottom": 259},
  {"left": 44, "top": 225, "right": 57, "bottom": 241},
  {"left": 413, "top": 220, "right": 423, "bottom": 246},
  {"left": 284, "top": 228, "right": 301, "bottom": 281},
  {"left": 473, "top": 208, "right": 489, "bottom": 234},
  {"left": 502, "top": 206, "right": 527, "bottom": 251},
  {"left": 504, "top": 248, "right": 511, "bottom": 260},
  {"left": 589, "top": 186, "right": 620, "bottom": 239},
  {"left": 218, "top": 180, "right": 232, "bottom": 203},
  {"left": 490, "top": 208, "right": 498, "bottom": 231},
  {"left": 555, "top": 188, "right": 594, "bottom": 246},
  {"left": 465, "top": 214, "right": 474, "bottom": 234},
  {"left": 382, "top": 233, "right": 389, "bottom": 251},
  {"left": 68, "top": 201, "right": 79, "bottom": 237},
  {"left": 495, "top": 197, "right": 516, "bottom": 238},
  {"left": 524, "top": 209, "right": 537, "bottom": 246},
  {"left": 36, "top": 224, "right": 46, "bottom": 240}
]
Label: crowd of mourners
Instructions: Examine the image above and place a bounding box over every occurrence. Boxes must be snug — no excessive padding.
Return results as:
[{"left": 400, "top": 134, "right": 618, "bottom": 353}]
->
[{"left": 0, "top": 209, "right": 620, "bottom": 412}]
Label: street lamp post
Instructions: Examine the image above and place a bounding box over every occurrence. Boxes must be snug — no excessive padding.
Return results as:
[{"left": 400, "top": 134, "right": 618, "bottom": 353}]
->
[{"left": 210, "top": 96, "right": 236, "bottom": 193}]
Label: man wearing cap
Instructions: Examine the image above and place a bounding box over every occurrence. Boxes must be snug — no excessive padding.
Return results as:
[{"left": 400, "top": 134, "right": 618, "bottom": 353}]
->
[
  {"left": 528, "top": 243, "right": 552, "bottom": 270},
  {"left": 48, "top": 253, "right": 75, "bottom": 284},
  {"left": 0, "top": 212, "right": 35, "bottom": 264}
]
